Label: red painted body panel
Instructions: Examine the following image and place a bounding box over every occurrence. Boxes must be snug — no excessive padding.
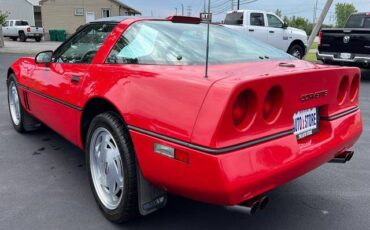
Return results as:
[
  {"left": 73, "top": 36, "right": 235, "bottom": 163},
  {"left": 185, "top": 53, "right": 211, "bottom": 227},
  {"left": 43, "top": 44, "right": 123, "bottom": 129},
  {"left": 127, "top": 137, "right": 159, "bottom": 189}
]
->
[
  {"left": 9, "top": 17, "right": 363, "bottom": 206},
  {"left": 132, "top": 111, "right": 362, "bottom": 205}
]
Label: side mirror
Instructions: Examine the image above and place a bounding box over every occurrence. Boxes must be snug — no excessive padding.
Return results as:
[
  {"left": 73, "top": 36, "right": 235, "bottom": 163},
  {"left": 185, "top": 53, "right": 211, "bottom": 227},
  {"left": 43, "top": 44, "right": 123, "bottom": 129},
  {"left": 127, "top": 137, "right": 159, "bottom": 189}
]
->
[
  {"left": 35, "top": 50, "right": 53, "bottom": 64},
  {"left": 282, "top": 22, "right": 288, "bottom": 29}
]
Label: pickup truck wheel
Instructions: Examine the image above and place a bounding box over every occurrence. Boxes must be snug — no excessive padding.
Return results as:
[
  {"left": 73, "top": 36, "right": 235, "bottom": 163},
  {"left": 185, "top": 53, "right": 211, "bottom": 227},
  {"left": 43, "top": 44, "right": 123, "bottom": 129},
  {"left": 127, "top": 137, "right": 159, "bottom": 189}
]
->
[
  {"left": 7, "top": 75, "right": 41, "bottom": 133},
  {"left": 11, "top": 37, "right": 17, "bottom": 41},
  {"left": 19, "top": 32, "right": 27, "bottom": 42},
  {"left": 35, "top": 37, "right": 41, "bottom": 42},
  {"left": 288, "top": 44, "right": 304, "bottom": 59},
  {"left": 86, "top": 112, "right": 139, "bottom": 223}
]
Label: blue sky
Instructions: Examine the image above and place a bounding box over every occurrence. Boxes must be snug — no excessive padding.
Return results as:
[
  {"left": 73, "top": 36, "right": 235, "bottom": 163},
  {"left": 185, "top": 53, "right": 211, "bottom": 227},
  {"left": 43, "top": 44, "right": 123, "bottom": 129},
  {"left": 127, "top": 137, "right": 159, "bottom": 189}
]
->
[{"left": 124, "top": 0, "right": 370, "bottom": 24}]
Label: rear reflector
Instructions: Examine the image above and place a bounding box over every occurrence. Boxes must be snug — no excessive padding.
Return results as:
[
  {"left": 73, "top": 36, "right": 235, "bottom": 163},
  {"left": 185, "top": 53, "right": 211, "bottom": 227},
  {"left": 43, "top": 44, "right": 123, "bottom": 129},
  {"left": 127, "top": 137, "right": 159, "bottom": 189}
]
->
[
  {"left": 154, "top": 143, "right": 189, "bottom": 163},
  {"left": 154, "top": 143, "right": 175, "bottom": 158}
]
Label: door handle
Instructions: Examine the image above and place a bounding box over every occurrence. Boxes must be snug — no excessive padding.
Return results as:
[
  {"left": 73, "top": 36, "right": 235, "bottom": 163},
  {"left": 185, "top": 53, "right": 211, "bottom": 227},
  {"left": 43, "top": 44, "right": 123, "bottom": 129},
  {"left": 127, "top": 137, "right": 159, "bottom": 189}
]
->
[
  {"left": 249, "top": 29, "right": 255, "bottom": 32},
  {"left": 71, "top": 75, "right": 80, "bottom": 83},
  {"left": 269, "top": 31, "right": 275, "bottom": 33}
]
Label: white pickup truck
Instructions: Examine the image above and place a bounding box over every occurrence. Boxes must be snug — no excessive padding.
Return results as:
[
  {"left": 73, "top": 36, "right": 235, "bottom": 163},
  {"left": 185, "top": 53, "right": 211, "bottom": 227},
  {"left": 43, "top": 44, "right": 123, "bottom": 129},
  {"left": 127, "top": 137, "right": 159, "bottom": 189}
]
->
[
  {"left": 2, "top": 20, "right": 44, "bottom": 42},
  {"left": 223, "top": 10, "right": 308, "bottom": 59}
]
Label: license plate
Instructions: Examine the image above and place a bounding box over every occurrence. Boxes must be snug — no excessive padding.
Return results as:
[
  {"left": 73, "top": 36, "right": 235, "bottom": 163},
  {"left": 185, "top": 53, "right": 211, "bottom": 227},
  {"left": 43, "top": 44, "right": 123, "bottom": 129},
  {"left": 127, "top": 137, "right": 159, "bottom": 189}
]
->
[
  {"left": 340, "top": 53, "right": 351, "bottom": 59},
  {"left": 293, "top": 108, "right": 319, "bottom": 140}
]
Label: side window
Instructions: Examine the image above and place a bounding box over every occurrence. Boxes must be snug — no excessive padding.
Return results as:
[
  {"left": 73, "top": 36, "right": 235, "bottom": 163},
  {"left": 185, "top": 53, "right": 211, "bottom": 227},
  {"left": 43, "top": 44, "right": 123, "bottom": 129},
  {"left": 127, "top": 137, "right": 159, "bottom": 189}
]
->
[
  {"left": 106, "top": 23, "right": 159, "bottom": 64},
  {"left": 53, "top": 23, "right": 115, "bottom": 64},
  {"left": 224, "top": 12, "right": 244, "bottom": 26},
  {"left": 250, "top": 13, "right": 265, "bottom": 27},
  {"left": 267, "top": 14, "right": 283, "bottom": 28}
]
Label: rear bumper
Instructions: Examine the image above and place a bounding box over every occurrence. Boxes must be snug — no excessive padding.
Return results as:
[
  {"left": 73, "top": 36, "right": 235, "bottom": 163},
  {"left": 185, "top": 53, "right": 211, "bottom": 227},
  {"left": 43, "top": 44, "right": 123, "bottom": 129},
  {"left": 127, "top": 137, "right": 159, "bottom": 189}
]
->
[
  {"left": 130, "top": 109, "right": 362, "bottom": 206},
  {"left": 317, "top": 51, "right": 370, "bottom": 65}
]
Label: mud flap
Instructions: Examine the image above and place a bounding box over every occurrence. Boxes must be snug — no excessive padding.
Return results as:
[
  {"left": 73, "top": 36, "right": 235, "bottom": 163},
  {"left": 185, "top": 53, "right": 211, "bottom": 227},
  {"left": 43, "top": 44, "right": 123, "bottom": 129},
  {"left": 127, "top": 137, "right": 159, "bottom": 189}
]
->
[{"left": 137, "top": 166, "right": 167, "bottom": 216}]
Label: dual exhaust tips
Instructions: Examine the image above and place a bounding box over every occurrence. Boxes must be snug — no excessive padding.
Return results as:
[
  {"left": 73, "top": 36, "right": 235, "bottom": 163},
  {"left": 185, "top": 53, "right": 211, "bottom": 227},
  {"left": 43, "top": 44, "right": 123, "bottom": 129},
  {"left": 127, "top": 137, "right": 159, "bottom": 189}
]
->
[
  {"left": 227, "top": 196, "right": 269, "bottom": 216},
  {"left": 329, "top": 151, "right": 354, "bottom": 164}
]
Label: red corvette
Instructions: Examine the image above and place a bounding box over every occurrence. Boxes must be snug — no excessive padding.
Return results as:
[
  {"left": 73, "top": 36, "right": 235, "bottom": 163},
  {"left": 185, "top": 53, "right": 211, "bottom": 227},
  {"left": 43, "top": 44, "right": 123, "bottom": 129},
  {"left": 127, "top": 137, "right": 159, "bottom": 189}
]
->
[{"left": 7, "top": 16, "right": 362, "bottom": 222}]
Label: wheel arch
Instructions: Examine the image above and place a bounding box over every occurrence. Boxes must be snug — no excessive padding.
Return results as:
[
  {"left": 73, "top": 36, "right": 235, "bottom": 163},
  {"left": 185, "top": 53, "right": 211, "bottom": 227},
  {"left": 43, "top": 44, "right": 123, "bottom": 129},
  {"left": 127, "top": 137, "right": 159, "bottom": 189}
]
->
[
  {"left": 80, "top": 97, "right": 126, "bottom": 147},
  {"left": 287, "top": 39, "right": 306, "bottom": 54}
]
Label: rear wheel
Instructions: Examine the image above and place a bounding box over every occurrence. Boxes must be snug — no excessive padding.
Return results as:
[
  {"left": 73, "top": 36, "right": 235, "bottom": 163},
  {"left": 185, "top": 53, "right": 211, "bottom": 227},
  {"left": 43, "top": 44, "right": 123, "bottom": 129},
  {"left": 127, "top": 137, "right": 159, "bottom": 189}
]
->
[
  {"left": 288, "top": 44, "right": 304, "bottom": 59},
  {"left": 86, "top": 112, "right": 139, "bottom": 223},
  {"left": 35, "top": 37, "right": 41, "bottom": 42},
  {"left": 7, "top": 75, "right": 40, "bottom": 133},
  {"left": 19, "top": 32, "right": 27, "bottom": 42},
  {"left": 11, "top": 37, "right": 17, "bottom": 41}
]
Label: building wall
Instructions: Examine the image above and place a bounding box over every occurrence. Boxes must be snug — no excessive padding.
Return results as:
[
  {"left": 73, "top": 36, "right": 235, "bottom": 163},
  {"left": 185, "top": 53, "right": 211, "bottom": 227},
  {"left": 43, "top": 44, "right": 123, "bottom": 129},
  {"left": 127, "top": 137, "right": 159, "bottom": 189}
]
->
[
  {"left": 0, "top": 0, "right": 36, "bottom": 26},
  {"left": 41, "top": 0, "right": 122, "bottom": 37}
]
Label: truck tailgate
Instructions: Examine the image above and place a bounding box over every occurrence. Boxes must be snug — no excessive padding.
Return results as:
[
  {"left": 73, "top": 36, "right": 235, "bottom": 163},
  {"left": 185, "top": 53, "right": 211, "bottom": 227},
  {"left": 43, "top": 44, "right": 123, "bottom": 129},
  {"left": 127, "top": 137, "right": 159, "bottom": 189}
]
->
[{"left": 320, "top": 29, "right": 370, "bottom": 54}]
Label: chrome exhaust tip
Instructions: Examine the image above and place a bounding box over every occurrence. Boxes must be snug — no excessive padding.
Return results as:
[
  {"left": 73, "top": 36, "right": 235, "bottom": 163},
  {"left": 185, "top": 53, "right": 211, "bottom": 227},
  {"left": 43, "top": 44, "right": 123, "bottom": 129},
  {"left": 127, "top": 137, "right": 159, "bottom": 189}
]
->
[
  {"left": 329, "top": 151, "right": 354, "bottom": 163},
  {"left": 226, "top": 196, "right": 269, "bottom": 215}
]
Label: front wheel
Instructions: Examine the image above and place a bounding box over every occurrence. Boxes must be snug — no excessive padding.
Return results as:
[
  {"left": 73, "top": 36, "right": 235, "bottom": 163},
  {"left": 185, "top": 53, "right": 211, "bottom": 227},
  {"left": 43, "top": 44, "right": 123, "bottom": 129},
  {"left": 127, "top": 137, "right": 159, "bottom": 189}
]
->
[
  {"left": 7, "top": 75, "right": 40, "bottom": 133},
  {"left": 86, "top": 112, "right": 139, "bottom": 223},
  {"left": 288, "top": 44, "right": 304, "bottom": 59}
]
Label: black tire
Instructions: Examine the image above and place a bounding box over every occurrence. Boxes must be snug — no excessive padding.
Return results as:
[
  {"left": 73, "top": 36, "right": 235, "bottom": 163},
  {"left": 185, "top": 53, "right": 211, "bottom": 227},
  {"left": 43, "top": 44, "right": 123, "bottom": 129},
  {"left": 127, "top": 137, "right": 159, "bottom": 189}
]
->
[
  {"left": 7, "top": 74, "right": 40, "bottom": 133},
  {"left": 288, "top": 44, "right": 304, "bottom": 59},
  {"left": 35, "top": 37, "right": 41, "bottom": 42},
  {"left": 11, "top": 37, "right": 17, "bottom": 41},
  {"left": 19, "top": 32, "right": 27, "bottom": 42},
  {"left": 86, "top": 112, "right": 139, "bottom": 223}
]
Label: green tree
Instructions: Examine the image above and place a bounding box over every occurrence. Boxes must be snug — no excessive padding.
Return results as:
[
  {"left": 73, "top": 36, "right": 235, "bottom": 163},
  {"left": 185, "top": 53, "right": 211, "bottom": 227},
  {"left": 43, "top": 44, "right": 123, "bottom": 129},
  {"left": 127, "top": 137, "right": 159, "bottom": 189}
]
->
[
  {"left": 335, "top": 3, "right": 357, "bottom": 27},
  {"left": 0, "top": 11, "right": 9, "bottom": 25},
  {"left": 275, "top": 9, "right": 282, "bottom": 18}
]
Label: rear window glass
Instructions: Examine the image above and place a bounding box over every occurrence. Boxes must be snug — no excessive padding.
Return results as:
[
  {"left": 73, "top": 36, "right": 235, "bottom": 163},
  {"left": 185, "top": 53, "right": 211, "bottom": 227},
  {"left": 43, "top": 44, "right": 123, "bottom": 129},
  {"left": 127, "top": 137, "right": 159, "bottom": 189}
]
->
[
  {"left": 106, "top": 21, "right": 293, "bottom": 66},
  {"left": 345, "top": 15, "right": 370, "bottom": 28},
  {"left": 224, "top": 12, "right": 244, "bottom": 26},
  {"left": 15, "top": 21, "right": 29, "bottom": 26}
]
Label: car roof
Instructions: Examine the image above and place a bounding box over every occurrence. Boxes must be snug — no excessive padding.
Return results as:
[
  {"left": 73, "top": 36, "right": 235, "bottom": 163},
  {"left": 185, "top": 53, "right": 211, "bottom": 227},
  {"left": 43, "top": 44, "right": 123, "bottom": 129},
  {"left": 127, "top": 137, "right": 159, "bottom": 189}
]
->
[{"left": 92, "top": 16, "right": 149, "bottom": 23}]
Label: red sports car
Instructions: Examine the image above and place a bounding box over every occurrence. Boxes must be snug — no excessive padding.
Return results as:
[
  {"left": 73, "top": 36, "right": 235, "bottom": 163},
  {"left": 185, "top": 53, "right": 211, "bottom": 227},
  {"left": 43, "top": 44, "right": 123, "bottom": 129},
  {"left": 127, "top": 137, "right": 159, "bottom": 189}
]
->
[{"left": 7, "top": 16, "right": 362, "bottom": 222}]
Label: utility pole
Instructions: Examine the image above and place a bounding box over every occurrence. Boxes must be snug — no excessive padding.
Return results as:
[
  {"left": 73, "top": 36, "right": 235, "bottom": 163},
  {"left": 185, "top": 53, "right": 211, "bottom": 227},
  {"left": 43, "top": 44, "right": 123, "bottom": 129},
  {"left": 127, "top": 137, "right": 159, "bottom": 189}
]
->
[
  {"left": 237, "top": 0, "right": 240, "bottom": 10},
  {"left": 306, "top": 0, "right": 334, "bottom": 57},
  {"left": 313, "top": 0, "right": 318, "bottom": 25},
  {"left": 231, "top": 0, "right": 234, "bottom": 10},
  {"left": 204, "top": 0, "right": 211, "bottom": 78},
  {"left": 204, "top": 0, "right": 207, "bottom": 13},
  {"left": 174, "top": 7, "right": 178, "bottom": 15},
  {"left": 187, "top": 5, "right": 192, "bottom": 16},
  {"left": 181, "top": 4, "right": 184, "bottom": 16},
  {"left": 0, "top": 27, "right": 4, "bottom": 48}
]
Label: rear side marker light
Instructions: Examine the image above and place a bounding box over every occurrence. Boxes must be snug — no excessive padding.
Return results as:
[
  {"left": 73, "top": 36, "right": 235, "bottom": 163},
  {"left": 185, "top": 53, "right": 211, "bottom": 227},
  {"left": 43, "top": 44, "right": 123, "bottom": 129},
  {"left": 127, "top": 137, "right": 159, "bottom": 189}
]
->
[
  {"left": 154, "top": 144, "right": 189, "bottom": 163},
  {"left": 27, "top": 27, "right": 31, "bottom": 32},
  {"left": 263, "top": 86, "right": 283, "bottom": 124},
  {"left": 338, "top": 76, "right": 349, "bottom": 105},
  {"left": 350, "top": 74, "right": 360, "bottom": 102}
]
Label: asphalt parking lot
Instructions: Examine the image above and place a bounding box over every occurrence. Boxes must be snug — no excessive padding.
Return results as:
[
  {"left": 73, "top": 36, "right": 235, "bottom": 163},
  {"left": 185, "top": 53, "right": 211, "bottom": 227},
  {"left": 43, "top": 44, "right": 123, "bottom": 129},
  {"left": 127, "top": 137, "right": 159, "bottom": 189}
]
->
[{"left": 0, "top": 53, "right": 369, "bottom": 230}]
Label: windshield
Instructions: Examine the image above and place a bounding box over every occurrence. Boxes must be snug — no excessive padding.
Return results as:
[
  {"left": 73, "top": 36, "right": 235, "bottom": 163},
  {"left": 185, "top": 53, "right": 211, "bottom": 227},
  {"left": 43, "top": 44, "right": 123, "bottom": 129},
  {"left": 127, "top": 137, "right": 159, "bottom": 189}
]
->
[
  {"left": 107, "top": 21, "right": 294, "bottom": 66},
  {"left": 345, "top": 14, "right": 370, "bottom": 28}
]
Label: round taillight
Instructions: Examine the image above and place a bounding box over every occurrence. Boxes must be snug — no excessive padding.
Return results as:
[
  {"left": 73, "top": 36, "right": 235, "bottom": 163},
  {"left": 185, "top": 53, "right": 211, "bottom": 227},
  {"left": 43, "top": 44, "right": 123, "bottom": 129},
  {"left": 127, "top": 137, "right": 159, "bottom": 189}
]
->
[
  {"left": 263, "top": 86, "right": 283, "bottom": 123},
  {"left": 337, "top": 76, "right": 349, "bottom": 105},
  {"left": 349, "top": 74, "right": 360, "bottom": 101},
  {"left": 232, "top": 90, "right": 257, "bottom": 130}
]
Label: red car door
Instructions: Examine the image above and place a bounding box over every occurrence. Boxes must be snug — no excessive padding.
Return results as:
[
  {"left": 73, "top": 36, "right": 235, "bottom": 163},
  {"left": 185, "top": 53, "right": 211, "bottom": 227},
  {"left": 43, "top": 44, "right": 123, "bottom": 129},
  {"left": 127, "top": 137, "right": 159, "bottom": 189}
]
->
[
  {"left": 27, "top": 23, "right": 116, "bottom": 144},
  {"left": 28, "top": 63, "right": 89, "bottom": 144}
]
